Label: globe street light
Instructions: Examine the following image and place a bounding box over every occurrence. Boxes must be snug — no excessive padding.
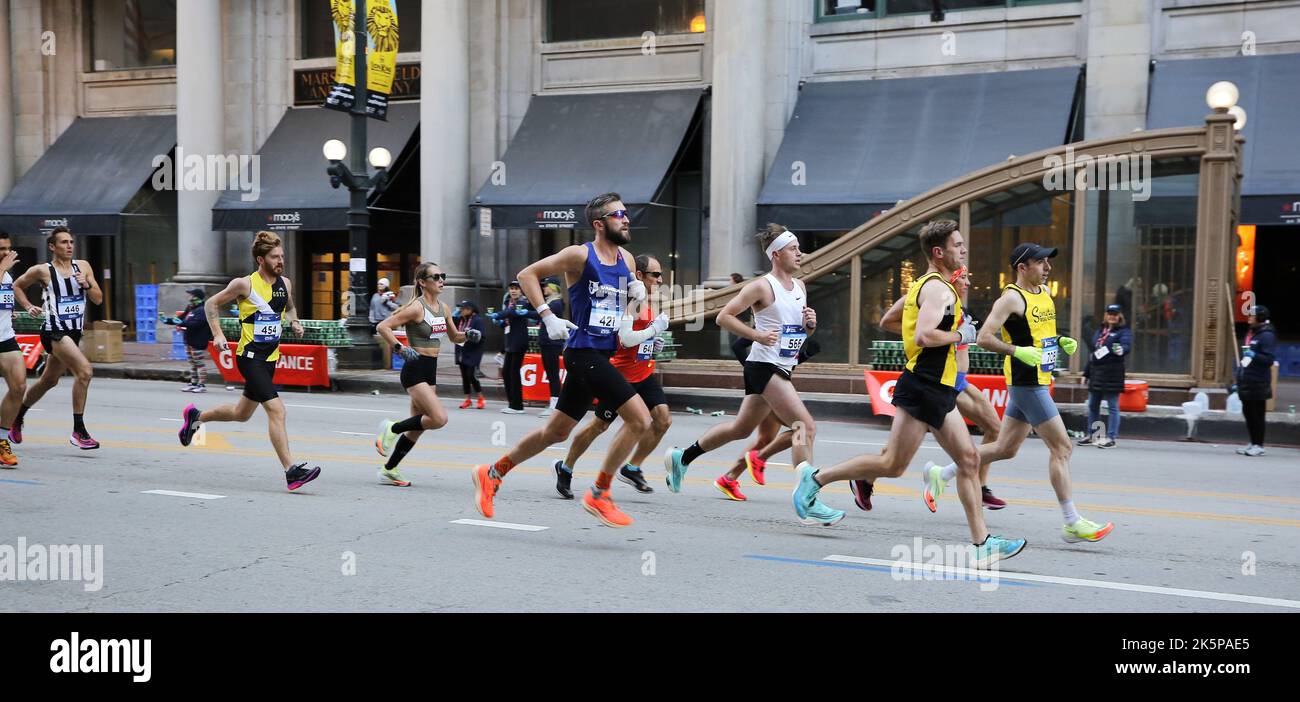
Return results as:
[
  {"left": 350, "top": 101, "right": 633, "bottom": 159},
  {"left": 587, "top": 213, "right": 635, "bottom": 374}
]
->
[
  {"left": 1227, "top": 105, "right": 1247, "bottom": 131},
  {"left": 1205, "top": 81, "right": 1239, "bottom": 112}
]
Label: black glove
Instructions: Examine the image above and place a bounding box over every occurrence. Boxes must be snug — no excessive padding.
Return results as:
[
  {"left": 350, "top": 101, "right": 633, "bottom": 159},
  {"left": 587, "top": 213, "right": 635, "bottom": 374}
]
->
[{"left": 797, "top": 339, "right": 822, "bottom": 364}]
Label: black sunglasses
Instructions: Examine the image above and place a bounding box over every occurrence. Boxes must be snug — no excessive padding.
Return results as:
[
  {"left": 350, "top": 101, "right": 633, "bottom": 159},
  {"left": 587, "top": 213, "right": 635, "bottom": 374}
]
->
[
  {"left": 641, "top": 271, "right": 663, "bottom": 279},
  {"left": 420, "top": 273, "right": 447, "bottom": 282}
]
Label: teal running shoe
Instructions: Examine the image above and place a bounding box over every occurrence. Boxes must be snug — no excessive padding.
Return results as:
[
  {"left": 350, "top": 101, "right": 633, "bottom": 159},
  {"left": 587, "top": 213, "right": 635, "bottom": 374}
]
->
[
  {"left": 663, "top": 447, "right": 687, "bottom": 493},
  {"left": 792, "top": 462, "right": 822, "bottom": 519},
  {"left": 972, "top": 535, "right": 1027, "bottom": 569},
  {"left": 799, "top": 500, "right": 845, "bottom": 527},
  {"left": 375, "top": 419, "right": 398, "bottom": 457}
]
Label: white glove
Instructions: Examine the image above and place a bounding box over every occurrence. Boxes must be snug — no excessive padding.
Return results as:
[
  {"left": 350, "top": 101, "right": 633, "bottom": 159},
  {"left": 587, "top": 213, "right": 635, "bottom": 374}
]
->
[
  {"left": 627, "top": 279, "right": 646, "bottom": 302},
  {"left": 956, "top": 317, "right": 979, "bottom": 345},
  {"left": 650, "top": 312, "right": 669, "bottom": 334},
  {"left": 542, "top": 312, "right": 578, "bottom": 340},
  {"left": 652, "top": 337, "right": 665, "bottom": 354},
  {"left": 1240, "top": 355, "right": 1252, "bottom": 368}
]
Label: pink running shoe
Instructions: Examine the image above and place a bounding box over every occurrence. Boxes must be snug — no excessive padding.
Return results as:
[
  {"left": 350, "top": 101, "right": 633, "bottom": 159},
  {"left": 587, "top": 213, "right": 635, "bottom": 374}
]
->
[{"left": 69, "top": 431, "right": 100, "bottom": 450}]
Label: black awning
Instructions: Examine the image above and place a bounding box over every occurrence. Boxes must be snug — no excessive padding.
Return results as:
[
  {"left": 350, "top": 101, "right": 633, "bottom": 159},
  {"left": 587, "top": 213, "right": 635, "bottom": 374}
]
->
[
  {"left": 212, "top": 103, "right": 419, "bottom": 231},
  {"left": 1147, "top": 53, "right": 1300, "bottom": 226},
  {"left": 471, "top": 88, "right": 703, "bottom": 229},
  {"left": 757, "top": 67, "right": 1081, "bottom": 231},
  {"left": 0, "top": 115, "right": 176, "bottom": 235}
]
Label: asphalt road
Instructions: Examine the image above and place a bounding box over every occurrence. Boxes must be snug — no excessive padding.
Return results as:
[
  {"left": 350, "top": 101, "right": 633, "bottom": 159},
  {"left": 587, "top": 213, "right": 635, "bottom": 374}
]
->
[{"left": 2, "top": 377, "right": 1297, "bottom": 612}]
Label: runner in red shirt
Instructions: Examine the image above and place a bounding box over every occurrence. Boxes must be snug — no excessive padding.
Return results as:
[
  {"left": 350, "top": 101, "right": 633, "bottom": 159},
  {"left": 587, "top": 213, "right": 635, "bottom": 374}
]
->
[{"left": 554, "top": 254, "right": 670, "bottom": 498}]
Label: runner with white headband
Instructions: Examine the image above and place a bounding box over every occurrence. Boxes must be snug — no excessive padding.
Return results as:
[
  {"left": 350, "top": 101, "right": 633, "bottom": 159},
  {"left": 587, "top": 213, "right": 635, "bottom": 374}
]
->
[{"left": 663, "top": 224, "right": 845, "bottom": 527}]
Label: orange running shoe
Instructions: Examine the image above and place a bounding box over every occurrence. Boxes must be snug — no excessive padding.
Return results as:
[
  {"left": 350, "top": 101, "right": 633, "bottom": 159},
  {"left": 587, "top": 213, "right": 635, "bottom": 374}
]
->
[
  {"left": 472, "top": 464, "right": 501, "bottom": 519},
  {"left": 459, "top": 398, "right": 473, "bottom": 409},
  {"left": 0, "top": 438, "right": 17, "bottom": 467},
  {"left": 582, "top": 487, "right": 633, "bottom": 528},
  {"left": 714, "top": 475, "right": 747, "bottom": 501},
  {"left": 745, "top": 450, "right": 767, "bottom": 485},
  {"left": 476, "top": 395, "right": 486, "bottom": 409}
]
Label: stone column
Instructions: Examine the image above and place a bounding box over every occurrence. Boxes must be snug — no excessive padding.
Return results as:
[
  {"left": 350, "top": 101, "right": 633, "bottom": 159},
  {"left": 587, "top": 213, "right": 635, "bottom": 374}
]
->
[
  {"left": 1084, "top": 0, "right": 1151, "bottom": 139},
  {"left": 0, "top": 0, "right": 14, "bottom": 199},
  {"left": 420, "top": 0, "right": 473, "bottom": 287},
  {"left": 705, "top": 0, "right": 767, "bottom": 287},
  {"left": 171, "top": 0, "right": 226, "bottom": 285}
]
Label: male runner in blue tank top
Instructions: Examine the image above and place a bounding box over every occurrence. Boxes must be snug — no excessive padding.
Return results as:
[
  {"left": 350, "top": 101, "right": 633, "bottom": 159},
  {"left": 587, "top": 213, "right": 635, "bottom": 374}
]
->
[{"left": 472, "top": 193, "right": 654, "bottom": 528}]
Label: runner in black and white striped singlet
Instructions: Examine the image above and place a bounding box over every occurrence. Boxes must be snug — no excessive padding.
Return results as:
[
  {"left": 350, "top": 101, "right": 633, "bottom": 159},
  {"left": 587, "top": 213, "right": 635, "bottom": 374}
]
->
[{"left": 8, "top": 227, "right": 104, "bottom": 450}]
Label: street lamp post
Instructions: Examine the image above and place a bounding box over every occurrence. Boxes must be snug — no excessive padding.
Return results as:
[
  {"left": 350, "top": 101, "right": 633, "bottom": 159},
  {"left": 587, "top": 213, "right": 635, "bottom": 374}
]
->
[{"left": 323, "top": 0, "right": 390, "bottom": 369}]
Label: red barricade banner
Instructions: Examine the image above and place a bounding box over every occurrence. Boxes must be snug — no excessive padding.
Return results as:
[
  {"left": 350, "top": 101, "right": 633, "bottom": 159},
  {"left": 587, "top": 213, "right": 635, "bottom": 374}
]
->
[
  {"left": 863, "top": 370, "right": 1051, "bottom": 424},
  {"left": 17, "top": 334, "right": 42, "bottom": 370},
  {"left": 520, "top": 353, "right": 566, "bottom": 402},
  {"left": 207, "top": 342, "right": 331, "bottom": 388}
]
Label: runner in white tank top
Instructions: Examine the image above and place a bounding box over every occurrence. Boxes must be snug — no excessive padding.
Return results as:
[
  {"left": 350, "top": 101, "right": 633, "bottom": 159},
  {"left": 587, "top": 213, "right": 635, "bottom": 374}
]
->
[
  {"left": 0, "top": 233, "right": 24, "bottom": 465},
  {"left": 664, "top": 225, "right": 845, "bottom": 527}
]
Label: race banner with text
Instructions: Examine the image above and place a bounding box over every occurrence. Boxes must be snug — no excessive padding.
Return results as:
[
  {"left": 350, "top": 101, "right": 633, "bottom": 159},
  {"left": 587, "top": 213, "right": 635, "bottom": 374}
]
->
[
  {"left": 863, "top": 370, "right": 1053, "bottom": 424},
  {"left": 207, "top": 342, "right": 332, "bottom": 389},
  {"left": 520, "top": 353, "right": 566, "bottom": 402},
  {"left": 17, "top": 334, "right": 42, "bottom": 370},
  {"left": 324, "top": 0, "right": 400, "bottom": 120}
]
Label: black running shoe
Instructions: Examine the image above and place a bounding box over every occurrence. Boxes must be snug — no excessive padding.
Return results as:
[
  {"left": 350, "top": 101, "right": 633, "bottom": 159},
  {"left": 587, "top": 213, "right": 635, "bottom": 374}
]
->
[
  {"left": 178, "top": 404, "right": 201, "bottom": 447},
  {"left": 285, "top": 463, "right": 321, "bottom": 491},
  {"left": 618, "top": 465, "right": 654, "bottom": 493},
  {"left": 850, "top": 479, "right": 874, "bottom": 511},
  {"left": 553, "top": 459, "right": 573, "bottom": 499}
]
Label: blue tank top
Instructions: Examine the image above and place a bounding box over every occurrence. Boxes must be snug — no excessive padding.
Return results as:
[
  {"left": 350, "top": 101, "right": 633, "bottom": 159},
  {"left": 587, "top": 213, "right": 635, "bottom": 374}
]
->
[{"left": 567, "top": 242, "right": 631, "bottom": 351}]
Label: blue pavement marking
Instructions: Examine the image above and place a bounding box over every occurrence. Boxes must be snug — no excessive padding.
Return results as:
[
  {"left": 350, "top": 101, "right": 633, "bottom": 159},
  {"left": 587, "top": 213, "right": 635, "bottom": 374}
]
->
[{"left": 0, "top": 478, "right": 41, "bottom": 485}]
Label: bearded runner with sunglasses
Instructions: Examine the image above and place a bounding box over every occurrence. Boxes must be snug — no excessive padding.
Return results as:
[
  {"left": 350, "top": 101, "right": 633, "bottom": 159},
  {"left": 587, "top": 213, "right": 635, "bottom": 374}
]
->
[
  {"left": 373, "top": 262, "right": 469, "bottom": 487},
  {"left": 925, "top": 242, "right": 1113, "bottom": 545},
  {"left": 472, "top": 193, "right": 654, "bottom": 528}
]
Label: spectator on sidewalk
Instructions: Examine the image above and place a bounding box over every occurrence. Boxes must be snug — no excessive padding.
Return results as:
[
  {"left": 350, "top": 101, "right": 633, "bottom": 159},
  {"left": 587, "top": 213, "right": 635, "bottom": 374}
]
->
[
  {"left": 536, "top": 280, "right": 566, "bottom": 417},
  {"left": 1079, "top": 303, "right": 1132, "bottom": 448},
  {"left": 454, "top": 300, "right": 487, "bottom": 410},
  {"left": 178, "top": 288, "right": 214, "bottom": 393},
  {"left": 491, "top": 280, "right": 530, "bottom": 414},
  {"left": 368, "top": 278, "right": 399, "bottom": 334},
  {"left": 1237, "top": 304, "right": 1277, "bottom": 457}
]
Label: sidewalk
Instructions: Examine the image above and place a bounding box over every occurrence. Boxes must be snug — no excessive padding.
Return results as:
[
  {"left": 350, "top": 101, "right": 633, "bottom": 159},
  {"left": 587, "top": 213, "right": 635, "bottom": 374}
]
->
[{"left": 88, "top": 342, "right": 1300, "bottom": 447}]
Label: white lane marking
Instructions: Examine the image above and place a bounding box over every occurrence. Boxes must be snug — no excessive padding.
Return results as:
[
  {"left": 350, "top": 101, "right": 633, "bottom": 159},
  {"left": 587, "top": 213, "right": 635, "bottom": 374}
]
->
[
  {"left": 160, "top": 418, "right": 181, "bottom": 422},
  {"left": 143, "top": 489, "right": 226, "bottom": 500},
  {"left": 333, "top": 431, "right": 374, "bottom": 436},
  {"left": 284, "top": 403, "right": 391, "bottom": 414},
  {"left": 451, "top": 518, "right": 548, "bottom": 532},
  {"left": 825, "top": 555, "right": 1300, "bottom": 610},
  {"left": 822, "top": 439, "right": 942, "bottom": 450}
]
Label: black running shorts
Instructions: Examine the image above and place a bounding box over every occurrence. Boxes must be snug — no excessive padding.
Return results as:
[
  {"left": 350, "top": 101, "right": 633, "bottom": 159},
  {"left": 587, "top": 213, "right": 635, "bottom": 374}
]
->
[
  {"left": 743, "top": 361, "right": 793, "bottom": 396},
  {"left": 399, "top": 354, "right": 438, "bottom": 389},
  {"left": 594, "top": 374, "right": 667, "bottom": 423},
  {"left": 41, "top": 329, "right": 82, "bottom": 352},
  {"left": 0, "top": 337, "right": 19, "bottom": 354},
  {"left": 891, "top": 369, "right": 958, "bottom": 431},
  {"left": 556, "top": 348, "right": 637, "bottom": 422},
  {"left": 236, "top": 355, "right": 279, "bottom": 403}
]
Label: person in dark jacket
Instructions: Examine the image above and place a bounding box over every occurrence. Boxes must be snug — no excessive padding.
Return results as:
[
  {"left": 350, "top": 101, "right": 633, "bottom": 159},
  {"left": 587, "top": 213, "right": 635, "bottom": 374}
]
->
[
  {"left": 1236, "top": 304, "right": 1277, "bottom": 457},
  {"left": 454, "top": 300, "right": 487, "bottom": 410},
  {"left": 1079, "top": 303, "right": 1132, "bottom": 448},
  {"left": 536, "top": 280, "right": 566, "bottom": 417},
  {"left": 176, "top": 288, "right": 214, "bottom": 393},
  {"left": 491, "top": 281, "right": 531, "bottom": 413}
]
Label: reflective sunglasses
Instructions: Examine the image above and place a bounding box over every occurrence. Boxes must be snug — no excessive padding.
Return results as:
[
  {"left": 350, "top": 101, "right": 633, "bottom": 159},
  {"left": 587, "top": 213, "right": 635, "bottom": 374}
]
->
[
  {"left": 420, "top": 273, "right": 447, "bottom": 282},
  {"left": 602, "top": 209, "right": 630, "bottom": 221}
]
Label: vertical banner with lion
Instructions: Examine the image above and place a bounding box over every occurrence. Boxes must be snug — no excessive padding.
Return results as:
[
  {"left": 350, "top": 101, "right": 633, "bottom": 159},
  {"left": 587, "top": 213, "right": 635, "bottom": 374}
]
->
[{"left": 324, "top": 0, "right": 399, "bottom": 120}]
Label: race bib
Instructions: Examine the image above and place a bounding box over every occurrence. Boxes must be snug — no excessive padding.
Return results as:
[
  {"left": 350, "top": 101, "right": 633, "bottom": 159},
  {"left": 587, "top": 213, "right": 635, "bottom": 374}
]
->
[
  {"left": 425, "top": 309, "right": 448, "bottom": 338},
  {"left": 586, "top": 294, "right": 619, "bottom": 337},
  {"left": 56, "top": 295, "right": 85, "bottom": 322},
  {"left": 779, "top": 324, "right": 807, "bottom": 359},
  {"left": 252, "top": 311, "right": 281, "bottom": 343},
  {"left": 1040, "top": 336, "right": 1058, "bottom": 372},
  {"left": 637, "top": 337, "right": 656, "bottom": 361},
  {"left": 1093, "top": 345, "right": 1109, "bottom": 360},
  {"left": 0, "top": 283, "right": 13, "bottom": 311}
]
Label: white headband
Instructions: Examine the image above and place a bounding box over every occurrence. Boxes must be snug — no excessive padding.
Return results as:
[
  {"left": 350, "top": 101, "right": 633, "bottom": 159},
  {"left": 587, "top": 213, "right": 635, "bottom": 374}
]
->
[{"left": 765, "top": 230, "right": 798, "bottom": 259}]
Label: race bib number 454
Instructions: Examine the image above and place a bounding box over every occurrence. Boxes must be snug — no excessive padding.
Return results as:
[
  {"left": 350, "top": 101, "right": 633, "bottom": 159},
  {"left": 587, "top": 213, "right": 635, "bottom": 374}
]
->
[{"left": 253, "top": 311, "right": 281, "bottom": 343}]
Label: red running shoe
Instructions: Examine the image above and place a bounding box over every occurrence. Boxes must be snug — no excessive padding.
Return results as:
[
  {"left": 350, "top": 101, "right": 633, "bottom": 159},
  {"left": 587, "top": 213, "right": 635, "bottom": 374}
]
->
[
  {"left": 982, "top": 486, "right": 1007, "bottom": 510},
  {"left": 476, "top": 395, "right": 486, "bottom": 409},
  {"left": 714, "top": 475, "right": 747, "bottom": 501},
  {"left": 850, "top": 479, "right": 874, "bottom": 511},
  {"left": 459, "top": 398, "right": 473, "bottom": 409},
  {"left": 744, "top": 450, "right": 767, "bottom": 486}
]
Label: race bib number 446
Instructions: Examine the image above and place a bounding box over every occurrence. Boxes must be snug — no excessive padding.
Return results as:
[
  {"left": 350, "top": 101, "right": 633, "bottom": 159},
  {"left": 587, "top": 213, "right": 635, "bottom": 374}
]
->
[{"left": 56, "top": 296, "right": 84, "bottom": 321}]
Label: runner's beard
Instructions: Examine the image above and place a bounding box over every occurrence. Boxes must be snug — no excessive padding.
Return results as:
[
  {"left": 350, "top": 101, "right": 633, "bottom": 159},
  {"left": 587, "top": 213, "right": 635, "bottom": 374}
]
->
[{"left": 605, "top": 227, "right": 630, "bottom": 246}]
